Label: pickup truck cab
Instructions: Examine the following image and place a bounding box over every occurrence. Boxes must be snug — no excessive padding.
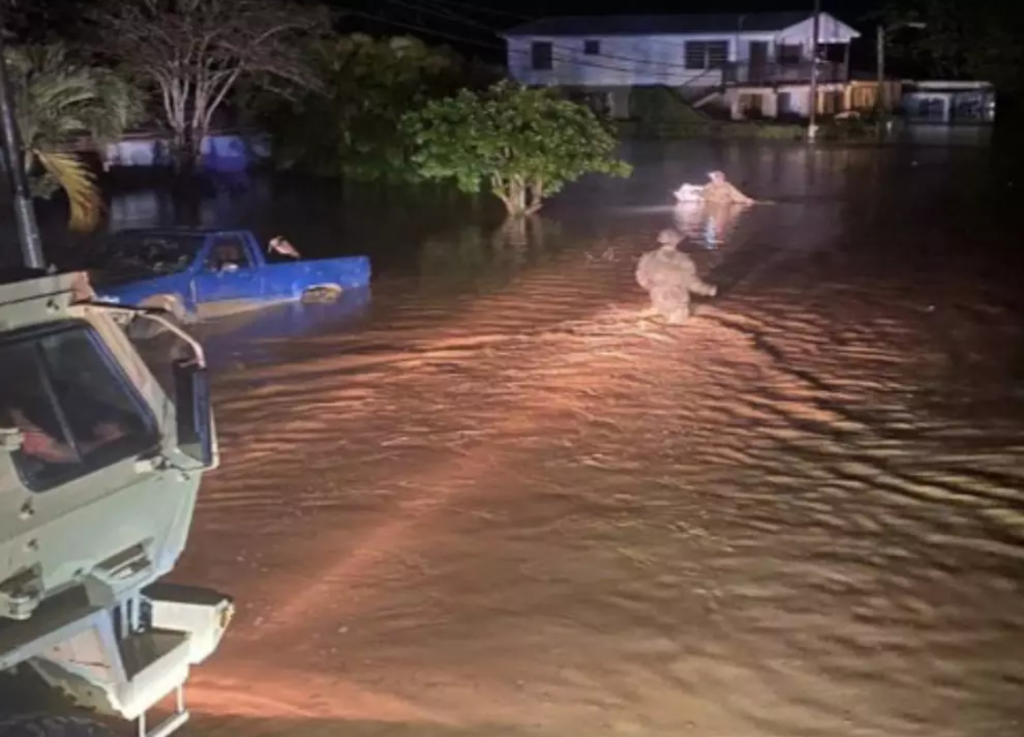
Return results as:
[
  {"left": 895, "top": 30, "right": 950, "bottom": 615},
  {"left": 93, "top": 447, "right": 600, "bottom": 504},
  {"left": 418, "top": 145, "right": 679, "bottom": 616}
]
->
[{"left": 88, "top": 228, "right": 371, "bottom": 323}]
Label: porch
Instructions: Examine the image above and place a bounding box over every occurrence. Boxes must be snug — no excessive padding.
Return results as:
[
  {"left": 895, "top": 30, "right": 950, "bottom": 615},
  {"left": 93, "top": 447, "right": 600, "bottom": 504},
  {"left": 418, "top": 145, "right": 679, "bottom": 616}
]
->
[
  {"left": 723, "top": 60, "right": 848, "bottom": 86},
  {"left": 726, "top": 80, "right": 902, "bottom": 121}
]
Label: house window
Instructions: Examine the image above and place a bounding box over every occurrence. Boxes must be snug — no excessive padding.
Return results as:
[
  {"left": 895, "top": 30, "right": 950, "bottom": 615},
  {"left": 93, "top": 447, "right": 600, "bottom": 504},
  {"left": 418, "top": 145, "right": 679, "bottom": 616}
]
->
[
  {"left": 531, "top": 41, "right": 553, "bottom": 70},
  {"left": 707, "top": 41, "right": 728, "bottom": 69},
  {"left": 684, "top": 42, "right": 705, "bottom": 70},
  {"left": 684, "top": 41, "right": 729, "bottom": 70},
  {"left": 583, "top": 39, "right": 600, "bottom": 55},
  {"left": 777, "top": 43, "right": 803, "bottom": 65}
]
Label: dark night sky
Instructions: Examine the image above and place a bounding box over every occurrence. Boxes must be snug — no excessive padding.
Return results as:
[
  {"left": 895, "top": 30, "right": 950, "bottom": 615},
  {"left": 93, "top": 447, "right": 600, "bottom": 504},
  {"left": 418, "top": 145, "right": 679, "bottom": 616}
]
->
[
  {"left": 19, "top": 0, "right": 895, "bottom": 75},
  {"left": 497, "top": 0, "right": 878, "bottom": 15}
]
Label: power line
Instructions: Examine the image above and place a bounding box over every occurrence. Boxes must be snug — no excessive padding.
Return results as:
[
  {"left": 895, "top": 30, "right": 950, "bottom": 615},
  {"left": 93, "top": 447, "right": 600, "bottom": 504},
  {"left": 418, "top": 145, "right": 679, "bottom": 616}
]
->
[
  {"left": 410, "top": 0, "right": 528, "bottom": 23},
  {"left": 360, "top": 2, "right": 723, "bottom": 84},
  {"left": 344, "top": 9, "right": 674, "bottom": 80},
  {"left": 411, "top": 0, "right": 755, "bottom": 54}
]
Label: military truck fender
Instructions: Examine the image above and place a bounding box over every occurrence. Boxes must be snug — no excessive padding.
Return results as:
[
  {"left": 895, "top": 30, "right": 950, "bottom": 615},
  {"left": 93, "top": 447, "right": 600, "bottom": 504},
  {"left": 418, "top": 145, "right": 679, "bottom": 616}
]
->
[
  {"left": 128, "top": 294, "right": 192, "bottom": 340},
  {"left": 0, "top": 715, "right": 114, "bottom": 737},
  {"left": 17, "top": 586, "right": 232, "bottom": 734}
]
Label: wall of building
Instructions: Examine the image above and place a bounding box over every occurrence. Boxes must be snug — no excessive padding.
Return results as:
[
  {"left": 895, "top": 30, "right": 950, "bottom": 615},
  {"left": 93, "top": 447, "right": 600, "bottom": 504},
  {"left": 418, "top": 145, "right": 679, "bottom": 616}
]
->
[
  {"left": 774, "top": 14, "right": 860, "bottom": 46},
  {"left": 901, "top": 88, "right": 995, "bottom": 123},
  {"left": 505, "top": 34, "right": 735, "bottom": 87},
  {"left": 102, "top": 133, "right": 272, "bottom": 171},
  {"left": 842, "top": 81, "right": 902, "bottom": 113},
  {"left": 723, "top": 83, "right": 850, "bottom": 120},
  {"left": 504, "top": 13, "right": 859, "bottom": 89}
]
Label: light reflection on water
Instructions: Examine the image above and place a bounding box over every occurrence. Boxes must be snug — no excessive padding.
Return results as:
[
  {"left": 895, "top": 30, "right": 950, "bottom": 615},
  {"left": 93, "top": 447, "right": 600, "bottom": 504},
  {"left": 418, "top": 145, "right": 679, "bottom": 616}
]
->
[{"left": 53, "top": 139, "right": 1024, "bottom": 736}]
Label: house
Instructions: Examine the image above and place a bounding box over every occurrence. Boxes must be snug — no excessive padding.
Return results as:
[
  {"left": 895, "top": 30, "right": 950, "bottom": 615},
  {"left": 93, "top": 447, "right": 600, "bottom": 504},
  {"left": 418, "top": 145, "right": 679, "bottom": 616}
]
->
[
  {"left": 100, "top": 130, "right": 272, "bottom": 172},
  {"left": 501, "top": 12, "right": 889, "bottom": 122},
  {"left": 900, "top": 81, "right": 995, "bottom": 124}
]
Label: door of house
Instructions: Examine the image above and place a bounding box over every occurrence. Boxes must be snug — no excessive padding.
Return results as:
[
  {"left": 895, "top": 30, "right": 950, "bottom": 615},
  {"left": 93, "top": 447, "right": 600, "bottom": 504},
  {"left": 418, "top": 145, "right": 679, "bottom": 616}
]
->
[
  {"left": 777, "top": 91, "right": 794, "bottom": 116},
  {"left": 822, "top": 90, "right": 844, "bottom": 115},
  {"left": 739, "top": 92, "right": 764, "bottom": 119},
  {"left": 748, "top": 41, "right": 769, "bottom": 84}
]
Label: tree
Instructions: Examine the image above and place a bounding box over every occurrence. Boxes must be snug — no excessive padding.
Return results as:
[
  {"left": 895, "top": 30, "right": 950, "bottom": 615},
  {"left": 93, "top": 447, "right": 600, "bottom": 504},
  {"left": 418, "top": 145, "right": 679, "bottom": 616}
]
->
[
  {"left": 90, "top": 0, "right": 329, "bottom": 170},
  {"left": 881, "top": 0, "right": 1024, "bottom": 93},
  {"left": 7, "top": 44, "right": 141, "bottom": 230},
  {"left": 257, "top": 34, "right": 475, "bottom": 181},
  {"left": 402, "top": 82, "right": 631, "bottom": 216},
  {"left": 2, "top": 0, "right": 93, "bottom": 43}
]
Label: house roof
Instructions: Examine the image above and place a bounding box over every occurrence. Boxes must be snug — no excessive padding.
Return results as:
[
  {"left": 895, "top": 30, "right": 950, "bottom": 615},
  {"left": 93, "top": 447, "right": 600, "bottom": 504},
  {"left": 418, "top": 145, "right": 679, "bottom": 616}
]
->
[{"left": 503, "top": 12, "right": 835, "bottom": 37}]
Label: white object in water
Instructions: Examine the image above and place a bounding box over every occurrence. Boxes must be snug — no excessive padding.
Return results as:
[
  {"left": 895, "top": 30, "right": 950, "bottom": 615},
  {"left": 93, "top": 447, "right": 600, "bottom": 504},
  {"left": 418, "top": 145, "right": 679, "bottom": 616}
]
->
[
  {"left": 269, "top": 235, "right": 301, "bottom": 258},
  {"left": 673, "top": 183, "right": 704, "bottom": 204}
]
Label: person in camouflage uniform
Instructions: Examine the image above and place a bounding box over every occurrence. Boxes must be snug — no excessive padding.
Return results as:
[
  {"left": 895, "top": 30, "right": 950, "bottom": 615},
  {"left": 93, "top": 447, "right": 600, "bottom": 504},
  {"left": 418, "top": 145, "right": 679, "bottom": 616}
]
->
[
  {"left": 672, "top": 171, "right": 755, "bottom": 206},
  {"left": 700, "top": 170, "right": 755, "bottom": 205},
  {"left": 635, "top": 228, "right": 717, "bottom": 324}
]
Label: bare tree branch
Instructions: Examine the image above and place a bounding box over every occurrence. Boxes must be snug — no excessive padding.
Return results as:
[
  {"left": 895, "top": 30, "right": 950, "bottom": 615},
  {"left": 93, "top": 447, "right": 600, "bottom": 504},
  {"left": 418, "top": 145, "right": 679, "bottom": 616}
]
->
[{"left": 89, "top": 0, "right": 329, "bottom": 169}]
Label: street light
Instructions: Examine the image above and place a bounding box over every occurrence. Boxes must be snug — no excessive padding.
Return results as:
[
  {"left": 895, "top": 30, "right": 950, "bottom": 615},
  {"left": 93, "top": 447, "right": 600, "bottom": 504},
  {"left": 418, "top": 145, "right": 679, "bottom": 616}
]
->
[{"left": 876, "top": 21, "right": 926, "bottom": 114}]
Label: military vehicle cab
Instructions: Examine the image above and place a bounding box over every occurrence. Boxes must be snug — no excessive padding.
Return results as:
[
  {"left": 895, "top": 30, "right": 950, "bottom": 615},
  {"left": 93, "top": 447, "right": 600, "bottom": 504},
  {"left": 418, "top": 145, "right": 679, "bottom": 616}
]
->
[{"left": 0, "top": 268, "right": 232, "bottom": 737}]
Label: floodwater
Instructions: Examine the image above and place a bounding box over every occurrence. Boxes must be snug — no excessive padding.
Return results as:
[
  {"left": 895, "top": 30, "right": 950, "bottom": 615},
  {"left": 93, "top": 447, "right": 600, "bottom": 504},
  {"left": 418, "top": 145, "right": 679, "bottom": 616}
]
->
[{"left": 139, "top": 139, "right": 1024, "bottom": 735}]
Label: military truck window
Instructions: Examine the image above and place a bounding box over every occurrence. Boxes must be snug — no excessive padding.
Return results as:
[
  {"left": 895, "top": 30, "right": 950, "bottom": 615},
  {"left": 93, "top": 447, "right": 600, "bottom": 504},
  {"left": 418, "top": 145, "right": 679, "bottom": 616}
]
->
[{"left": 0, "top": 322, "right": 158, "bottom": 491}]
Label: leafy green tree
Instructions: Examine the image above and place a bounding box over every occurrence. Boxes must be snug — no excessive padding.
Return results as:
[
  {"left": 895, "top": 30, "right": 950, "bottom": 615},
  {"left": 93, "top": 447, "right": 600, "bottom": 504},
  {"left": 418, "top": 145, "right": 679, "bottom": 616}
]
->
[
  {"left": 7, "top": 43, "right": 142, "bottom": 230},
  {"left": 402, "top": 81, "right": 631, "bottom": 216},
  {"left": 259, "top": 34, "right": 480, "bottom": 181}
]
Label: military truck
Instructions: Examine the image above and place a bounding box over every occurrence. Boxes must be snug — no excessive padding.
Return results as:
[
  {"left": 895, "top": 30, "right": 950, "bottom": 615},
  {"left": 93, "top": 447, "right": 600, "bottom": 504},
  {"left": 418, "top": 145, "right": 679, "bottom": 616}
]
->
[{"left": 0, "top": 267, "right": 233, "bottom": 737}]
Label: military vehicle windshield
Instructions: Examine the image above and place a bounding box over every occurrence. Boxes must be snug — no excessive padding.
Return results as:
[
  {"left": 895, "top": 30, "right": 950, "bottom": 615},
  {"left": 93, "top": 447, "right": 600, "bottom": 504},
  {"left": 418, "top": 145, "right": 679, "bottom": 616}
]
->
[
  {"left": 0, "top": 320, "right": 159, "bottom": 490},
  {"left": 94, "top": 233, "right": 204, "bottom": 276}
]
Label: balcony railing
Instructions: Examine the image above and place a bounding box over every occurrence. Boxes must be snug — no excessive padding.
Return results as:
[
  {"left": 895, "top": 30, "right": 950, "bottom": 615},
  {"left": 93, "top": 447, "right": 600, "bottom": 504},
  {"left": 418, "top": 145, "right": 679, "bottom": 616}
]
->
[{"left": 723, "top": 60, "right": 847, "bottom": 86}]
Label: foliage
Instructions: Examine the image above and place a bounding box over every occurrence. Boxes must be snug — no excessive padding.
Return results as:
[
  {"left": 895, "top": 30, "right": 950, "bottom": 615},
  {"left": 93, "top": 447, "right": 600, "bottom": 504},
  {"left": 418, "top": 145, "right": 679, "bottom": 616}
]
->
[
  {"left": 402, "top": 82, "right": 632, "bottom": 216},
  {"left": 880, "top": 0, "right": 1024, "bottom": 93},
  {"left": 256, "top": 34, "right": 480, "bottom": 182},
  {"left": 629, "top": 86, "right": 713, "bottom": 125},
  {"left": 6, "top": 43, "right": 142, "bottom": 230},
  {"left": 89, "top": 0, "right": 329, "bottom": 169}
]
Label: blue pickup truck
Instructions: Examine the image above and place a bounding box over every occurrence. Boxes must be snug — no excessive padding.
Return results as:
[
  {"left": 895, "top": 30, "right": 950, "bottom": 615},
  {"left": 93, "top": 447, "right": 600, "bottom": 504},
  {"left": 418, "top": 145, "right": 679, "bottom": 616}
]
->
[{"left": 87, "top": 228, "right": 371, "bottom": 323}]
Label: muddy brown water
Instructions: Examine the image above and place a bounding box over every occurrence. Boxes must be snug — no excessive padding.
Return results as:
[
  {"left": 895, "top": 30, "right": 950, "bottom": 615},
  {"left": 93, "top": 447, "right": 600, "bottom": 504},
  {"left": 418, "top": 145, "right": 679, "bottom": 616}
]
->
[{"left": 38, "top": 138, "right": 1024, "bottom": 735}]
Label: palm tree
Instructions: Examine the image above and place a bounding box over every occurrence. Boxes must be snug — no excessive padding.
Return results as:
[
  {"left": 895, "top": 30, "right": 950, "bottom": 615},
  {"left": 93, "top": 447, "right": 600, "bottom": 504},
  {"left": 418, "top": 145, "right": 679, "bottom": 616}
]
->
[{"left": 5, "top": 44, "right": 141, "bottom": 231}]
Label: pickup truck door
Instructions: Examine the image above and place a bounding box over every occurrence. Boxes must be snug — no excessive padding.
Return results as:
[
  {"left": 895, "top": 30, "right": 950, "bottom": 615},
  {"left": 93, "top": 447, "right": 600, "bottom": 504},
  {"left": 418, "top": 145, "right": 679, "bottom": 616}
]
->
[{"left": 190, "top": 232, "right": 263, "bottom": 313}]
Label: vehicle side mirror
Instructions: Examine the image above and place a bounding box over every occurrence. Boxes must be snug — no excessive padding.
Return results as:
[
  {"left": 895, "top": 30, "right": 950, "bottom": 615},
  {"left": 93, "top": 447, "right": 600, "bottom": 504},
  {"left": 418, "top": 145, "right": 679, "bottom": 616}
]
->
[{"left": 172, "top": 359, "right": 214, "bottom": 468}]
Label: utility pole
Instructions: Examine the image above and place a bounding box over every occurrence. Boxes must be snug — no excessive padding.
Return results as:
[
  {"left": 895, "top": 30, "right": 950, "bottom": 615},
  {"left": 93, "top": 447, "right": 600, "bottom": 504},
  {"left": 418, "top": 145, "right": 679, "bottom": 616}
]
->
[
  {"left": 876, "top": 24, "right": 886, "bottom": 115},
  {"left": 807, "top": 0, "right": 821, "bottom": 142},
  {"left": 0, "top": 22, "right": 45, "bottom": 268},
  {"left": 874, "top": 22, "right": 925, "bottom": 131}
]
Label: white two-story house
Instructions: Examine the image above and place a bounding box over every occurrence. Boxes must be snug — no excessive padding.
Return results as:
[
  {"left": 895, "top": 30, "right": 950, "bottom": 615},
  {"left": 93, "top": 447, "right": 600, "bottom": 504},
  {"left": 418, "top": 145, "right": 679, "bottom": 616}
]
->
[{"left": 501, "top": 12, "right": 885, "bottom": 121}]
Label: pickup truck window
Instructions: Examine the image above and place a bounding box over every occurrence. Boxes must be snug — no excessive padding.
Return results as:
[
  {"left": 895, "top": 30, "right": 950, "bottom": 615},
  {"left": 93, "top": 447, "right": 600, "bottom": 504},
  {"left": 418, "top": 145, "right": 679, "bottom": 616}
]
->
[
  {"left": 0, "top": 321, "right": 159, "bottom": 491},
  {"left": 99, "top": 233, "right": 205, "bottom": 276},
  {"left": 205, "top": 235, "right": 252, "bottom": 272}
]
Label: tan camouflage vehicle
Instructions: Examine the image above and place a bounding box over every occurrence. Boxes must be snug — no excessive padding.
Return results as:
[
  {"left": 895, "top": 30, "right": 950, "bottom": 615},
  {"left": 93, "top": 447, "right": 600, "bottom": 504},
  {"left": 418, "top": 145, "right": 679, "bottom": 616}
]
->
[{"left": 0, "top": 268, "right": 232, "bottom": 737}]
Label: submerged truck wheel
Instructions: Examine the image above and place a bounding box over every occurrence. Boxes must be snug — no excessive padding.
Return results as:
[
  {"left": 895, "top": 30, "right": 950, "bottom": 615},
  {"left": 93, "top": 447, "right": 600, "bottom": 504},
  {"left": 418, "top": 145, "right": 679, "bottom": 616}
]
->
[
  {"left": 301, "top": 284, "right": 343, "bottom": 304},
  {"left": 0, "top": 716, "right": 114, "bottom": 737}
]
